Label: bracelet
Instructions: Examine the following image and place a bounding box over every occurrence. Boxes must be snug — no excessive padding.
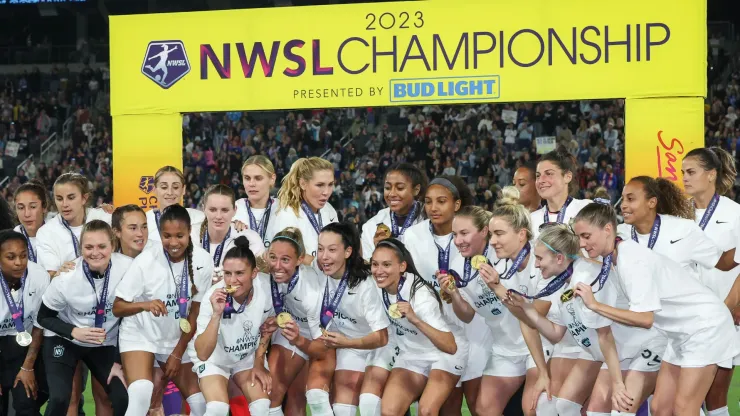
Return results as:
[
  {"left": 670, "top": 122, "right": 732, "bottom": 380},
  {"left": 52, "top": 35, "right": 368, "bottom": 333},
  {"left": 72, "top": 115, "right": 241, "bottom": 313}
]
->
[
  {"left": 169, "top": 353, "right": 182, "bottom": 361},
  {"left": 20, "top": 367, "right": 33, "bottom": 372}
]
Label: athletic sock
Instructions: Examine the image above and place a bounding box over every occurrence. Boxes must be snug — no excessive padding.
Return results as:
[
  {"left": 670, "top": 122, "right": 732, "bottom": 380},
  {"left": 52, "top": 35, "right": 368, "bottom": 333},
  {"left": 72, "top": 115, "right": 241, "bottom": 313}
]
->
[
  {"left": 306, "top": 389, "right": 333, "bottom": 416},
  {"left": 125, "top": 380, "right": 154, "bottom": 416},
  {"left": 186, "top": 393, "right": 207, "bottom": 416},
  {"left": 204, "top": 401, "right": 230, "bottom": 416},
  {"left": 358, "top": 393, "right": 381, "bottom": 416},
  {"left": 333, "top": 403, "right": 358, "bottom": 416}
]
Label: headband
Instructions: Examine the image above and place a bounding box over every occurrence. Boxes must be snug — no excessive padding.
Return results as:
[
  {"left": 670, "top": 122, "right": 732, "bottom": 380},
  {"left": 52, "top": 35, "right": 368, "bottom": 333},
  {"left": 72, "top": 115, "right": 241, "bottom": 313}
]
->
[
  {"left": 272, "top": 235, "right": 303, "bottom": 253},
  {"left": 540, "top": 240, "right": 580, "bottom": 260},
  {"left": 429, "top": 178, "right": 460, "bottom": 199},
  {"left": 593, "top": 198, "right": 611, "bottom": 206}
]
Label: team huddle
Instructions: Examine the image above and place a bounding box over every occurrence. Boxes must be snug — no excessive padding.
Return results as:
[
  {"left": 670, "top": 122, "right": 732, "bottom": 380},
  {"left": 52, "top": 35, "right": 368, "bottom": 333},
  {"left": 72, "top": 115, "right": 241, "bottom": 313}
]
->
[{"left": 3, "top": 148, "right": 740, "bottom": 416}]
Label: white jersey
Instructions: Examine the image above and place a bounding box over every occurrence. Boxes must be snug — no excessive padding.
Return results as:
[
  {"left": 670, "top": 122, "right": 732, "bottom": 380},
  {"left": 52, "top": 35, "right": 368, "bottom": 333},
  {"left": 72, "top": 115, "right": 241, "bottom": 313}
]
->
[
  {"left": 271, "top": 202, "right": 338, "bottom": 259},
  {"left": 617, "top": 214, "right": 721, "bottom": 280},
  {"left": 531, "top": 198, "right": 591, "bottom": 240},
  {"left": 115, "top": 243, "right": 213, "bottom": 354},
  {"left": 0, "top": 262, "right": 50, "bottom": 336},
  {"left": 191, "top": 225, "right": 266, "bottom": 267},
  {"left": 696, "top": 196, "right": 740, "bottom": 298},
  {"left": 615, "top": 240, "right": 736, "bottom": 343},
  {"left": 260, "top": 264, "right": 324, "bottom": 340},
  {"left": 14, "top": 225, "right": 38, "bottom": 261},
  {"left": 35, "top": 208, "right": 112, "bottom": 272},
  {"left": 146, "top": 207, "right": 205, "bottom": 243},
  {"left": 404, "top": 220, "right": 469, "bottom": 340},
  {"left": 455, "top": 245, "right": 535, "bottom": 357},
  {"left": 193, "top": 278, "right": 273, "bottom": 367},
  {"left": 378, "top": 276, "right": 450, "bottom": 360},
  {"left": 319, "top": 271, "right": 390, "bottom": 340},
  {"left": 360, "top": 207, "right": 423, "bottom": 262},
  {"left": 42, "top": 254, "right": 132, "bottom": 347},
  {"left": 234, "top": 197, "right": 280, "bottom": 248}
]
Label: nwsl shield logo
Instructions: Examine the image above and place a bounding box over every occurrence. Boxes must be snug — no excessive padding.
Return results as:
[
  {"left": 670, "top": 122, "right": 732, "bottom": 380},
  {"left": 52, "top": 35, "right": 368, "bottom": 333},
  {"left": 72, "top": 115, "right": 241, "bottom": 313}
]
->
[
  {"left": 139, "top": 176, "right": 155, "bottom": 194},
  {"left": 141, "top": 41, "right": 190, "bottom": 89}
]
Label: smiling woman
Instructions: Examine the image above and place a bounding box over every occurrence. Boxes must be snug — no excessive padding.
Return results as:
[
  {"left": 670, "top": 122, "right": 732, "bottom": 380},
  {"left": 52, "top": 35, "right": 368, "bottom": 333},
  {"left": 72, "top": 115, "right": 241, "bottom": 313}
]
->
[{"left": 146, "top": 166, "right": 206, "bottom": 243}]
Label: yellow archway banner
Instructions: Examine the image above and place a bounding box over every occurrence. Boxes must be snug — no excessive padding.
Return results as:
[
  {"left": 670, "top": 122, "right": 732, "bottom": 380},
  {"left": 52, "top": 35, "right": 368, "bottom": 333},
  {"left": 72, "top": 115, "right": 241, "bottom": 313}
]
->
[{"left": 110, "top": 0, "right": 706, "bottom": 206}]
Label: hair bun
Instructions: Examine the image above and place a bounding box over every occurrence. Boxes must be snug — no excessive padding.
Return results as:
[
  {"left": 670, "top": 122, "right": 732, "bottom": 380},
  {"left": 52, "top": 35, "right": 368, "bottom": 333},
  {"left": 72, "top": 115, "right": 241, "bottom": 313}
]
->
[
  {"left": 497, "top": 186, "right": 521, "bottom": 206},
  {"left": 232, "top": 235, "right": 250, "bottom": 248}
]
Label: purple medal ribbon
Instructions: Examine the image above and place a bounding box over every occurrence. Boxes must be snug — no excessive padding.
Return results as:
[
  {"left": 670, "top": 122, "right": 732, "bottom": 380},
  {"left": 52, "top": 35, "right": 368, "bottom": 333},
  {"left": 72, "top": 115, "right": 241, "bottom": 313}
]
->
[
  {"left": 246, "top": 198, "right": 273, "bottom": 241},
  {"left": 631, "top": 216, "right": 660, "bottom": 249},
  {"left": 270, "top": 270, "right": 299, "bottom": 314},
  {"left": 381, "top": 275, "right": 406, "bottom": 309},
  {"left": 588, "top": 241, "right": 616, "bottom": 293},
  {"left": 500, "top": 242, "right": 531, "bottom": 280},
  {"left": 223, "top": 287, "right": 253, "bottom": 319},
  {"left": 60, "top": 217, "right": 81, "bottom": 257},
  {"left": 82, "top": 260, "right": 112, "bottom": 328},
  {"left": 698, "top": 193, "right": 720, "bottom": 231},
  {"left": 301, "top": 201, "right": 324, "bottom": 236},
  {"left": 0, "top": 269, "right": 27, "bottom": 334},
  {"left": 390, "top": 202, "right": 419, "bottom": 238},
  {"left": 457, "top": 244, "right": 490, "bottom": 288},
  {"left": 429, "top": 222, "right": 453, "bottom": 272},
  {"left": 320, "top": 270, "right": 349, "bottom": 328},
  {"left": 508, "top": 263, "right": 573, "bottom": 300},
  {"left": 202, "top": 228, "right": 232, "bottom": 267},
  {"left": 543, "top": 196, "right": 573, "bottom": 225},
  {"left": 164, "top": 251, "right": 190, "bottom": 321},
  {"left": 19, "top": 225, "right": 37, "bottom": 263}
]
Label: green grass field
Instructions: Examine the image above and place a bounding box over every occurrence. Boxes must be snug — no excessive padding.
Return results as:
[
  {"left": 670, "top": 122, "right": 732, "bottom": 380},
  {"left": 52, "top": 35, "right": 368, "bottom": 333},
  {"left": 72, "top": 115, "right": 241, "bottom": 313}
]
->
[{"left": 44, "top": 373, "right": 740, "bottom": 415}]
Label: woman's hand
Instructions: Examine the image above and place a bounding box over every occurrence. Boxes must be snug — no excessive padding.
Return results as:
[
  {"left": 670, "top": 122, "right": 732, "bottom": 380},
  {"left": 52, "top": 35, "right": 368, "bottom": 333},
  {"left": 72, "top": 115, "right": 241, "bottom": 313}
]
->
[
  {"left": 529, "top": 374, "right": 552, "bottom": 411},
  {"left": 260, "top": 316, "right": 279, "bottom": 336},
  {"left": 396, "top": 301, "right": 418, "bottom": 325},
  {"left": 145, "top": 300, "right": 168, "bottom": 317},
  {"left": 611, "top": 381, "right": 634, "bottom": 412},
  {"left": 13, "top": 368, "right": 37, "bottom": 399},
  {"left": 210, "top": 289, "right": 227, "bottom": 315},
  {"left": 107, "top": 363, "right": 127, "bottom": 388},
  {"left": 211, "top": 267, "right": 224, "bottom": 284},
  {"left": 436, "top": 271, "right": 457, "bottom": 296},
  {"left": 321, "top": 331, "right": 351, "bottom": 349},
  {"left": 373, "top": 229, "right": 389, "bottom": 247},
  {"left": 57, "top": 261, "right": 77, "bottom": 274},
  {"left": 479, "top": 263, "right": 500, "bottom": 289},
  {"left": 71, "top": 327, "right": 106, "bottom": 344},
  {"left": 163, "top": 354, "right": 182, "bottom": 380},
  {"left": 281, "top": 321, "right": 301, "bottom": 345},
  {"left": 99, "top": 203, "right": 115, "bottom": 214},
  {"left": 574, "top": 283, "right": 597, "bottom": 310},
  {"left": 233, "top": 220, "right": 248, "bottom": 232},
  {"left": 503, "top": 291, "right": 532, "bottom": 310},
  {"left": 250, "top": 365, "right": 272, "bottom": 393}
]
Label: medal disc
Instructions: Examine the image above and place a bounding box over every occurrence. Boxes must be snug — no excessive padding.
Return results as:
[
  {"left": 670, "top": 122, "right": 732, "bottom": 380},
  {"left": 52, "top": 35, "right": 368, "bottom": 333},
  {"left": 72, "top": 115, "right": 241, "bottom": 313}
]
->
[
  {"left": 446, "top": 278, "right": 456, "bottom": 291},
  {"left": 377, "top": 224, "right": 391, "bottom": 238},
  {"left": 179, "top": 318, "right": 192, "bottom": 333},
  {"left": 440, "top": 290, "right": 452, "bottom": 304},
  {"left": 471, "top": 255, "right": 488, "bottom": 270},
  {"left": 560, "top": 289, "right": 574, "bottom": 303},
  {"left": 224, "top": 285, "right": 238, "bottom": 294},
  {"left": 16, "top": 331, "right": 32, "bottom": 347},
  {"left": 388, "top": 303, "right": 402, "bottom": 319},
  {"left": 277, "top": 312, "right": 293, "bottom": 328}
]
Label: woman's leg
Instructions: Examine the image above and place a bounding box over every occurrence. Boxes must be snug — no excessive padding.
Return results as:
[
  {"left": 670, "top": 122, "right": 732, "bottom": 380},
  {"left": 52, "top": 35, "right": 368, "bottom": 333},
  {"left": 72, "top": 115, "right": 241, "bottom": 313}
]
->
[
  {"left": 83, "top": 347, "right": 128, "bottom": 416},
  {"left": 43, "top": 339, "right": 80, "bottom": 416},
  {"left": 233, "top": 369, "right": 271, "bottom": 416},
  {"left": 266, "top": 344, "right": 308, "bottom": 412},
  {"left": 304, "top": 350, "right": 336, "bottom": 416},
  {"left": 198, "top": 374, "right": 230, "bottom": 416},
  {"left": 380, "top": 368, "right": 427, "bottom": 416},
  {"left": 475, "top": 375, "right": 525, "bottom": 416},
  {"left": 332, "top": 370, "right": 365, "bottom": 415},
  {"left": 359, "top": 366, "right": 392, "bottom": 416},
  {"left": 121, "top": 351, "right": 155, "bottom": 416},
  {"left": 650, "top": 362, "right": 680, "bottom": 416},
  {"left": 440, "top": 387, "right": 463, "bottom": 416},
  {"left": 65, "top": 362, "right": 83, "bottom": 416},
  {"left": 553, "top": 359, "right": 601, "bottom": 416},
  {"left": 704, "top": 366, "right": 734, "bottom": 415},
  {"left": 148, "top": 367, "right": 166, "bottom": 416},
  {"left": 167, "top": 362, "right": 205, "bottom": 416},
  {"left": 91, "top": 376, "right": 113, "bottom": 416},
  {"left": 417, "top": 370, "right": 461, "bottom": 416},
  {"left": 672, "top": 365, "right": 719, "bottom": 416},
  {"left": 462, "top": 378, "right": 483, "bottom": 416},
  {"left": 547, "top": 357, "right": 576, "bottom": 398}
]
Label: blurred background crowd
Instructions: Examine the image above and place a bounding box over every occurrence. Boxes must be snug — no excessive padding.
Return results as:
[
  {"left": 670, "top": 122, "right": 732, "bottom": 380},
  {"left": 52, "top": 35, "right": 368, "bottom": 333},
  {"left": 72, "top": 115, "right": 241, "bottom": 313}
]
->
[{"left": 0, "top": 1, "right": 739, "bottom": 230}]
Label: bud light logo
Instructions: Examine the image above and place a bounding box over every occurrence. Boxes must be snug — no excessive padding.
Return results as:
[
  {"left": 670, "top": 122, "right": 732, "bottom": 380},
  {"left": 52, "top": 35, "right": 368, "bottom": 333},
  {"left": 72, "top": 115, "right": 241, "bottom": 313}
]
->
[
  {"left": 139, "top": 176, "right": 155, "bottom": 194},
  {"left": 141, "top": 41, "right": 190, "bottom": 89}
]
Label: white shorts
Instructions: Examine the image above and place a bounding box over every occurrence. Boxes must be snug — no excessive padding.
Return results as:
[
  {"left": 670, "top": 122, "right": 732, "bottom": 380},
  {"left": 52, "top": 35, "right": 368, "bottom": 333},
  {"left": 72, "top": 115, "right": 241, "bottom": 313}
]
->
[
  {"left": 443, "top": 331, "right": 469, "bottom": 387},
  {"left": 663, "top": 323, "right": 739, "bottom": 368},
  {"left": 551, "top": 340, "right": 582, "bottom": 360},
  {"left": 193, "top": 357, "right": 254, "bottom": 379},
  {"left": 336, "top": 348, "right": 371, "bottom": 372},
  {"left": 525, "top": 345, "right": 553, "bottom": 371},
  {"left": 119, "top": 339, "right": 192, "bottom": 365},
  {"left": 461, "top": 315, "right": 492, "bottom": 382},
  {"left": 366, "top": 343, "right": 400, "bottom": 372},
  {"left": 395, "top": 351, "right": 465, "bottom": 380},
  {"left": 483, "top": 353, "right": 528, "bottom": 378},
  {"left": 271, "top": 330, "right": 308, "bottom": 360},
  {"left": 733, "top": 326, "right": 740, "bottom": 366}
]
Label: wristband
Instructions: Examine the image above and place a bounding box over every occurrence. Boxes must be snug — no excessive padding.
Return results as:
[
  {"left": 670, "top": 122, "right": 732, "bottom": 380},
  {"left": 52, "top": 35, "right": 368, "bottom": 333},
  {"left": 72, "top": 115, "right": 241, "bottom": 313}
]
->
[{"left": 20, "top": 367, "right": 33, "bottom": 372}]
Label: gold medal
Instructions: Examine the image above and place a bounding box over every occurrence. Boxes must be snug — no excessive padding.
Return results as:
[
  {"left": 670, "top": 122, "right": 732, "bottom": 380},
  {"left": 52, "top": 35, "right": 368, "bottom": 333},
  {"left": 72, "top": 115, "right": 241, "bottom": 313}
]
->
[
  {"left": 471, "top": 255, "right": 488, "bottom": 270},
  {"left": 224, "top": 285, "right": 238, "bottom": 294},
  {"left": 179, "top": 318, "right": 192, "bottom": 333},
  {"left": 277, "top": 312, "right": 293, "bottom": 328},
  {"left": 446, "top": 278, "right": 456, "bottom": 292},
  {"left": 377, "top": 224, "right": 391, "bottom": 238},
  {"left": 560, "top": 289, "right": 574, "bottom": 303},
  {"left": 440, "top": 290, "right": 452, "bottom": 304},
  {"left": 388, "top": 303, "right": 402, "bottom": 319}
]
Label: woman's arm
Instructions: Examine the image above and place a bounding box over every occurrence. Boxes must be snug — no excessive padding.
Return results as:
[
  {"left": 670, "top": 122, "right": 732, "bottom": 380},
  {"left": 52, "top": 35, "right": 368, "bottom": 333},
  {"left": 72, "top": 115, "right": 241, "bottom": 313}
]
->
[
  {"left": 194, "top": 313, "right": 220, "bottom": 362},
  {"left": 587, "top": 302, "right": 654, "bottom": 329},
  {"left": 410, "top": 317, "right": 457, "bottom": 355},
  {"left": 520, "top": 321, "right": 548, "bottom": 376},
  {"left": 716, "top": 248, "right": 738, "bottom": 272},
  {"left": 172, "top": 302, "right": 200, "bottom": 359},
  {"left": 21, "top": 327, "right": 44, "bottom": 370},
  {"left": 112, "top": 297, "right": 166, "bottom": 318},
  {"left": 37, "top": 302, "right": 75, "bottom": 339},
  {"left": 339, "top": 328, "right": 388, "bottom": 350},
  {"left": 449, "top": 290, "right": 476, "bottom": 323}
]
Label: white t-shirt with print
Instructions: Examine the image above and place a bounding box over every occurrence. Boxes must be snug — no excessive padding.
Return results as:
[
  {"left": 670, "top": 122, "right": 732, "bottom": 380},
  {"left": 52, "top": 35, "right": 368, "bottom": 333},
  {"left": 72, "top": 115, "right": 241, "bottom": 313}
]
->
[
  {"left": 531, "top": 198, "right": 592, "bottom": 240},
  {"left": 42, "top": 254, "right": 132, "bottom": 347},
  {"left": 192, "top": 278, "right": 273, "bottom": 367},
  {"left": 260, "top": 265, "right": 324, "bottom": 341},
  {"left": 115, "top": 243, "right": 213, "bottom": 354},
  {"left": 234, "top": 198, "right": 280, "bottom": 248},
  {"left": 191, "top": 225, "right": 266, "bottom": 267},
  {"left": 617, "top": 214, "right": 721, "bottom": 281},
  {"left": 319, "top": 272, "right": 390, "bottom": 340},
  {"left": 271, "top": 202, "right": 339, "bottom": 259},
  {"left": 0, "top": 262, "right": 50, "bottom": 336},
  {"left": 35, "top": 208, "right": 112, "bottom": 272},
  {"left": 361, "top": 207, "right": 423, "bottom": 262},
  {"left": 378, "top": 276, "right": 450, "bottom": 360},
  {"left": 146, "top": 208, "right": 205, "bottom": 243}
]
